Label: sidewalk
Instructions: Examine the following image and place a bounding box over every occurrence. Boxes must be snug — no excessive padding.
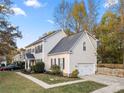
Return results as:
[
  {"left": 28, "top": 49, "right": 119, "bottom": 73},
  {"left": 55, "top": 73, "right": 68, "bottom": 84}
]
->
[
  {"left": 16, "top": 72, "right": 86, "bottom": 89},
  {"left": 81, "top": 75, "right": 124, "bottom": 93},
  {"left": 16, "top": 72, "right": 51, "bottom": 89},
  {"left": 91, "top": 83, "right": 121, "bottom": 93}
]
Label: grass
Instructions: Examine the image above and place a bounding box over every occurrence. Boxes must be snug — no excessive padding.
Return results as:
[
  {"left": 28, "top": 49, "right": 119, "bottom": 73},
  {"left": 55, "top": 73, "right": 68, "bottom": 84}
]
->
[
  {"left": 0, "top": 71, "right": 106, "bottom": 93},
  {"left": 115, "top": 90, "right": 124, "bottom": 93},
  {"left": 31, "top": 73, "right": 79, "bottom": 84}
]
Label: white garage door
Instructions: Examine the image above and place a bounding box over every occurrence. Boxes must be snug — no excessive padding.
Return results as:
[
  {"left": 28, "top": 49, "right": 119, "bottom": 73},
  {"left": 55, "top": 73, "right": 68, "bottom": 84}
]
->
[{"left": 78, "top": 63, "right": 95, "bottom": 76}]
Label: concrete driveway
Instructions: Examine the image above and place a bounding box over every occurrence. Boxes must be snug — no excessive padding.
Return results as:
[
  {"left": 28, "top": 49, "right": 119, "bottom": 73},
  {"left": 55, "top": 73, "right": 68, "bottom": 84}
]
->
[{"left": 82, "top": 74, "right": 124, "bottom": 93}]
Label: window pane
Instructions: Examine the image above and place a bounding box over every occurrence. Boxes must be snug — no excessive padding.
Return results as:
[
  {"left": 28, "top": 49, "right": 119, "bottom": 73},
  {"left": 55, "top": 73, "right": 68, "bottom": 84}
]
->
[
  {"left": 54, "top": 58, "right": 56, "bottom": 65},
  {"left": 58, "top": 58, "right": 60, "bottom": 66}
]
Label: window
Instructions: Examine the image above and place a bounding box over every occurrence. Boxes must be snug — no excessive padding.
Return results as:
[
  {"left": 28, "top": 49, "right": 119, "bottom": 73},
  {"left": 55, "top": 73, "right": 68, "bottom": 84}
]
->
[
  {"left": 63, "top": 58, "right": 65, "bottom": 69},
  {"left": 97, "top": 40, "right": 100, "bottom": 47},
  {"left": 32, "top": 48, "right": 34, "bottom": 53},
  {"left": 35, "top": 46, "right": 38, "bottom": 53},
  {"left": 54, "top": 58, "right": 56, "bottom": 65},
  {"left": 27, "top": 49, "right": 31, "bottom": 53},
  {"left": 58, "top": 58, "right": 60, "bottom": 66},
  {"left": 51, "top": 59, "right": 53, "bottom": 67},
  {"left": 35, "top": 45, "right": 43, "bottom": 54},
  {"left": 40, "top": 45, "right": 42, "bottom": 52},
  {"left": 83, "top": 42, "right": 86, "bottom": 51}
]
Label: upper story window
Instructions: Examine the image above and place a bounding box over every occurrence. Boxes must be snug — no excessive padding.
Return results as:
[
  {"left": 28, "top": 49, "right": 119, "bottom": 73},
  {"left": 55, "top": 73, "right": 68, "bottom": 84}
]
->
[
  {"left": 39, "top": 45, "right": 42, "bottom": 52},
  {"left": 32, "top": 48, "right": 34, "bottom": 53},
  {"left": 83, "top": 42, "right": 86, "bottom": 51},
  {"left": 27, "top": 49, "right": 31, "bottom": 53},
  {"left": 35, "top": 45, "right": 43, "bottom": 54},
  {"left": 97, "top": 39, "right": 100, "bottom": 47}
]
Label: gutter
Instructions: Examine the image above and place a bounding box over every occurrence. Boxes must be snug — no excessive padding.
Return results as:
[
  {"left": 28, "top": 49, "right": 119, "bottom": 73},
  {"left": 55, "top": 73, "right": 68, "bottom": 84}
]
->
[{"left": 48, "top": 51, "right": 71, "bottom": 56}]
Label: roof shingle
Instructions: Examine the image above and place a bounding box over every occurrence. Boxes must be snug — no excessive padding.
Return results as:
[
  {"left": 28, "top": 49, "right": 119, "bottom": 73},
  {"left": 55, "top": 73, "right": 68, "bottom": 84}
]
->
[
  {"left": 49, "top": 32, "right": 83, "bottom": 54},
  {"left": 25, "top": 31, "right": 60, "bottom": 48}
]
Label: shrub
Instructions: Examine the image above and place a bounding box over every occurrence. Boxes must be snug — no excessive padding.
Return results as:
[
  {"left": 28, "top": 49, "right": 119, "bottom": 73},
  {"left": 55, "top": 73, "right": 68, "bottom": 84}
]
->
[
  {"left": 50, "top": 65, "right": 61, "bottom": 75},
  {"left": 31, "top": 65, "right": 35, "bottom": 72},
  {"left": 32, "top": 62, "right": 45, "bottom": 73},
  {"left": 21, "top": 69, "right": 31, "bottom": 74},
  {"left": 71, "top": 69, "right": 79, "bottom": 78},
  {"left": 17, "top": 62, "right": 25, "bottom": 69}
]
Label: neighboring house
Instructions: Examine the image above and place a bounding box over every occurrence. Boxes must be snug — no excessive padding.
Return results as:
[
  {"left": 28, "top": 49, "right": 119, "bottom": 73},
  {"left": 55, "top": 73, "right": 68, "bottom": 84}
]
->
[
  {"left": 13, "top": 49, "right": 25, "bottom": 62},
  {"left": 0, "top": 56, "right": 7, "bottom": 66},
  {"left": 16, "top": 30, "right": 97, "bottom": 76}
]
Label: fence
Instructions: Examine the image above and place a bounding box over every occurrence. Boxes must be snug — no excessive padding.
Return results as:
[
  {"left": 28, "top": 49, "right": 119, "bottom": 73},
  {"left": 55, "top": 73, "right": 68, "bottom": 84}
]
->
[
  {"left": 97, "top": 64, "right": 124, "bottom": 77},
  {"left": 97, "top": 64, "right": 124, "bottom": 69}
]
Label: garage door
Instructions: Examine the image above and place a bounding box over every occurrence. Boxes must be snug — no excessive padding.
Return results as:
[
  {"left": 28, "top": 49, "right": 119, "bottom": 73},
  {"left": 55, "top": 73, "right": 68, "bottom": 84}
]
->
[{"left": 78, "top": 63, "right": 95, "bottom": 76}]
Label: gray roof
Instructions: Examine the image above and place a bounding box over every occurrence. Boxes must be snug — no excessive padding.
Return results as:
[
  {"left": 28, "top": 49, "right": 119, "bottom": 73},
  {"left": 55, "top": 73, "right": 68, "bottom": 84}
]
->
[
  {"left": 25, "top": 30, "right": 60, "bottom": 48},
  {"left": 49, "top": 32, "right": 83, "bottom": 54},
  {"left": 26, "top": 53, "right": 35, "bottom": 59}
]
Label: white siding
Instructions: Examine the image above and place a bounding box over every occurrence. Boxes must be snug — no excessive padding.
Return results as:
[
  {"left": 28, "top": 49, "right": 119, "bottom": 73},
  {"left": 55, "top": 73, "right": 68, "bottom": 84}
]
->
[
  {"left": 69, "top": 32, "right": 97, "bottom": 73},
  {"left": 89, "top": 35, "right": 97, "bottom": 50},
  {"left": 26, "top": 43, "right": 43, "bottom": 61},
  {"left": 43, "top": 31, "right": 66, "bottom": 70},
  {"left": 25, "top": 31, "right": 66, "bottom": 70},
  {"left": 48, "top": 54, "right": 70, "bottom": 75}
]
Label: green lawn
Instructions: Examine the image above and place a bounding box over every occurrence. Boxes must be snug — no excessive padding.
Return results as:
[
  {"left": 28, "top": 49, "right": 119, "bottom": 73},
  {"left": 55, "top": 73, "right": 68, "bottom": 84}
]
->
[
  {"left": 115, "top": 90, "right": 124, "bottom": 93},
  {"left": 0, "top": 72, "right": 106, "bottom": 93},
  {"left": 31, "top": 73, "right": 79, "bottom": 84}
]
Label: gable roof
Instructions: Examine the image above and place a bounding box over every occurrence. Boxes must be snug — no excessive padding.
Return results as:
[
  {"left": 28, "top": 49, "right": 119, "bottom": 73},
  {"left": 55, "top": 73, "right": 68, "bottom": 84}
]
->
[
  {"left": 25, "top": 53, "right": 35, "bottom": 59},
  {"left": 49, "top": 32, "right": 83, "bottom": 55},
  {"left": 25, "top": 30, "right": 61, "bottom": 48}
]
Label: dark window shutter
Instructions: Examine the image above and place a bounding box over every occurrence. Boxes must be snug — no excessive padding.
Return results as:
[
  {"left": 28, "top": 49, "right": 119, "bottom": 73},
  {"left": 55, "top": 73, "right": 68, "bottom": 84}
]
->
[{"left": 63, "top": 58, "right": 65, "bottom": 69}]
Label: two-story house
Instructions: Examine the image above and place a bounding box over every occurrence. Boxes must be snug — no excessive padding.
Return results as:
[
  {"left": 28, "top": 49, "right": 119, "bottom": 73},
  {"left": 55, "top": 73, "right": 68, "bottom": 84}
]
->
[
  {"left": 25, "top": 30, "right": 66, "bottom": 70},
  {"left": 20, "top": 30, "right": 97, "bottom": 76}
]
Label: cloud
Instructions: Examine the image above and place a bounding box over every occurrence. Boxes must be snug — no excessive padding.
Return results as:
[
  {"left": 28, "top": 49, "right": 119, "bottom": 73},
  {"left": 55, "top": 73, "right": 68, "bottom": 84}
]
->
[
  {"left": 47, "top": 20, "right": 54, "bottom": 24},
  {"left": 24, "top": 0, "right": 46, "bottom": 8},
  {"left": 104, "top": 0, "right": 118, "bottom": 8},
  {"left": 11, "top": 7, "right": 27, "bottom": 16}
]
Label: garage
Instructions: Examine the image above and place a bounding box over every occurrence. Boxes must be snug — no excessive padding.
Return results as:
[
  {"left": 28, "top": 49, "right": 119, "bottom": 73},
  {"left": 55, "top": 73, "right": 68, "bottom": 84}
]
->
[{"left": 78, "top": 63, "right": 96, "bottom": 76}]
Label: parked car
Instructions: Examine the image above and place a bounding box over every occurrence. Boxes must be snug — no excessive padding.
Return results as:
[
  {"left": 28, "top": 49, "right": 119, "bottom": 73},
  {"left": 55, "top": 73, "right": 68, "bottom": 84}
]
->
[
  {"left": 0, "top": 64, "right": 21, "bottom": 71},
  {"left": 0, "top": 66, "right": 8, "bottom": 71},
  {"left": 6, "top": 64, "right": 21, "bottom": 71}
]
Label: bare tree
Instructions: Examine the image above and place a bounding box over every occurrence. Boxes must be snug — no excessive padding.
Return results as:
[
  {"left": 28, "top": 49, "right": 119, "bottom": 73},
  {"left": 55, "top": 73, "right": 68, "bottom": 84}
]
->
[
  {"left": 71, "top": 0, "right": 87, "bottom": 32},
  {"left": 87, "top": 0, "right": 100, "bottom": 32},
  {"left": 54, "top": 0, "right": 72, "bottom": 31}
]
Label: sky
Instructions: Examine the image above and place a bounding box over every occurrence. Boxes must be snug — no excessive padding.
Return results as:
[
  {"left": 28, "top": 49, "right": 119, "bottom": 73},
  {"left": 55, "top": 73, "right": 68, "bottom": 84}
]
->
[{"left": 9, "top": 0, "right": 119, "bottom": 48}]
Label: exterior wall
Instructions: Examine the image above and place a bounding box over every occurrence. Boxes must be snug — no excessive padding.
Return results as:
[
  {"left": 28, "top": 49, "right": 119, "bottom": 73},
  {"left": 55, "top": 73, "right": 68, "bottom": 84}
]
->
[
  {"left": 13, "top": 52, "right": 25, "bottom": 62},
  {"left": 0, "top": 56, "right": 7, "bottom": 66},
  {"left": 43, "top": 31, "right": 66, "bottom": 70},
  {"left": 69, "top": 32, "right": 97, "bottom": 73},
  {"left": 25, "top": 31, "right": 66, "bottom": 70},
  {"left": 89, "top": 35, "right": 97, "bottom": 49},
  {"left": 48, "top": 54, "right": 70, "bottom": 76},
  {"left": 13, "top": 54, "right": 21, "bottom": 62},
  {"left": 26, "top": 43, "right": 43, "bottom": 61}
]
